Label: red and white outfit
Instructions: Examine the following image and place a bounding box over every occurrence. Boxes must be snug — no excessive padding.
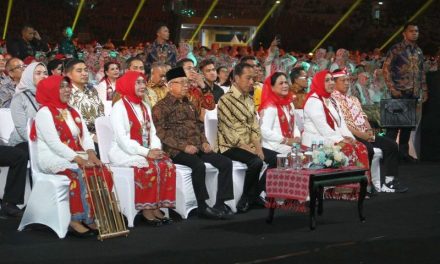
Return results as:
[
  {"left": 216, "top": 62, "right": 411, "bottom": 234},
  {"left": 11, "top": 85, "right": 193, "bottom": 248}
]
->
[
  {"left": 108, "top": 72, "right": 176, "bottom": 210},
  {"left": 259, "top": 73, "right": 300, "bottom": 154}
]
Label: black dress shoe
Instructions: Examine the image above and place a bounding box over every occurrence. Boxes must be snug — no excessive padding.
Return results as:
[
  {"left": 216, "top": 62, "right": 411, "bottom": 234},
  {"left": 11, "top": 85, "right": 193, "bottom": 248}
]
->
[
  {"left": 68, "top": 228, "right": 95, "bottom": 238},
  {"left": 236, "top": 197, "right": 250, "bottom": 213},
  {"left": 156, "top": 217, "right": 173, "bottom": 225},
  {"left": 197, "top": 206, "right": 224, "bottom": 220},
  {"left": 0, "top": 202, "right": 23, "bottom": 217},
  {"left": 141, "top": 217, "right": 163, "bottom": 227},
  {"left": 221, "top": 204, "right": 234, "bottom": 216}
]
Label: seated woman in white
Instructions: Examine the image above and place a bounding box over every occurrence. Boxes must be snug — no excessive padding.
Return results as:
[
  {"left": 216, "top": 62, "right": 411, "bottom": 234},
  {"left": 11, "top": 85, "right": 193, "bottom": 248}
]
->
[
  {"left": 31, "top": 75, "right": 112, "bottom": 238},
  {"left": 302, "top": 70, "right": 369, "bottom": 168},
  {"left": 108, "top": 71, "right": 176, "bottom": 227},
  {"left": 259, "top": 72, "right": 301, "bottom": 154},
  {"left": 95, "top": 61, "right": 120, "bottom": 103}
]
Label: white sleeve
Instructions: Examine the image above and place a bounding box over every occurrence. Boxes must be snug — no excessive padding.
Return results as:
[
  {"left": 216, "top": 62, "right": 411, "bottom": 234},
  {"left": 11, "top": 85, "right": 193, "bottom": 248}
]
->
[
  {"left": 304, "top": 97, "right": 344, "bottom": 143},
  {"left": 290, "top": 104, "right": 301, "bottom": 138},
  {"left": 260, "top": 107, "right": 284, "bottom": 143},
  {"left": 147, "top": 105, "right": 162, "bottom": 149},
  {"left": 36, "top": 107, "right": 77, "bottom": 161},
  {"left": 95, "top": 81, "right": 107, "bottom": 103},
  {"left": 110, "top": 101, "right": 150, "bottom": 157},
  {"left": 78, "top": 112, "right": 95, "bottom": 151}
]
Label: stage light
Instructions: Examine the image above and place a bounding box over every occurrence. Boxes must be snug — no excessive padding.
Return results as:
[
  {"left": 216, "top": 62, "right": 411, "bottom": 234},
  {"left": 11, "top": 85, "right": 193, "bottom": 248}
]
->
[
  {"left": 123, "top": 0, "right": 147, "bottom": 41},
  {"left": 310, "top": 0, "right": 363, "bottom": 53},
  {"left": 71, "top": 0, "right": 85, "bottom": 32},
  {"left": 189, "top": 0, "right": 219, "bottom": 43},
  {"left": 246, "top": 0, "right": 283, "bottom": 45},
  {"left": 378, "top": 1, "right": 383, "bottom": 5},
  {"left": 2, "top": 0, "right": 14, "bottom": 39},
  {"left": 380, "top": 0, "right": 435, "bottom": 50}
]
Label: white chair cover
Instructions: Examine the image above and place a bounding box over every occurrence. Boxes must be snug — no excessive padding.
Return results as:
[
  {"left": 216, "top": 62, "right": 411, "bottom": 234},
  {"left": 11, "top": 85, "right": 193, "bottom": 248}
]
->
[
  {"left": 18, "top": 119, "right": 71, "bottom": 238},
  {"left": 204, "top": 107, "right": 268, "bottom": 212},
  {"left": 371, "top": 148, "right": 383, "bottom": 191},
  {"left": 0, "top": 108, "right": 14, "bottom": 144},
  {"left": 95, "top": 116, "right": 139, "bottom": 227},
  {"left": 0, "top": 109, "right": 15, "bottom": 198}
]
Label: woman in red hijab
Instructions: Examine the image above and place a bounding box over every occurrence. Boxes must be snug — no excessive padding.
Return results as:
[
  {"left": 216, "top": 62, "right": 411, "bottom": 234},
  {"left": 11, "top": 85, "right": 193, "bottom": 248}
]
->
[
  {"left": 258, "top": 72, "right": 301, "bottom": 154},
  {"left": 109, "top": 71, "right": 176, "bottom": 227},
  {"left": 31, "top": 75, "right": 112, "bottom": 237},
  {"left": 302, "top": 70, "right": 369, "bottom": 197}
]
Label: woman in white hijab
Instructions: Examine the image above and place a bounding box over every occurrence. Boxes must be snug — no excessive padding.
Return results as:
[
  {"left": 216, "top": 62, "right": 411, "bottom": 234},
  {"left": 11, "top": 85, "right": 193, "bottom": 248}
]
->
[{"left": 9, "top": 62, "right": 48, "bottom": 149}]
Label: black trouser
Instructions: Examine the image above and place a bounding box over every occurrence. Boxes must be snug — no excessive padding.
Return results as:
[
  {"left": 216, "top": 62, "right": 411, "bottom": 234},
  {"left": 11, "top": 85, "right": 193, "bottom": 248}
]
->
[
  {"left": 172, "top": 151, "right": 233, "bottom": 203},
  {"left": 385, "top": 93, "right": 417, "bottom": 158},
  {"left": 14, "top": 142, "right": 32, "bottom": 188},
  {"left": 0, "top": 146, "right": 28, "bottom": 205},
  {"left": 221, "top": 147, "right": 277, "bottom": 200},
  {"left": 355, "top": 135, "right": 399, "bottom": 184}
]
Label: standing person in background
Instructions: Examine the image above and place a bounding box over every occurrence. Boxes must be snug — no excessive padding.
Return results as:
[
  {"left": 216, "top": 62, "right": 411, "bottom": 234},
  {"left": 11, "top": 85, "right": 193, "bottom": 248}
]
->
[
  {"left": 145, "top": 24, "right": 178, "bottom": 74},
  {"left": 6, "top": 25, "right": 49, "bottom": 60},
  {"left": 382, "top": 22, "right": 428, "bottom": 163}
]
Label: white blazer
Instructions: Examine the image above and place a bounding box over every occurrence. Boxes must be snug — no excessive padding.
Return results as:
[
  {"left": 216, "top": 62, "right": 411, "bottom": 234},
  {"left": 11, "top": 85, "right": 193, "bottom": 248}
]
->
[
  {"left": 302, "top": 93, "right": 354, "bottom": 147},
  {"left": 108, "top": 99, "right": 161, "bottom": 168},
  {"left": 260, "top": 105, "right": 301, "bottom": 154}
]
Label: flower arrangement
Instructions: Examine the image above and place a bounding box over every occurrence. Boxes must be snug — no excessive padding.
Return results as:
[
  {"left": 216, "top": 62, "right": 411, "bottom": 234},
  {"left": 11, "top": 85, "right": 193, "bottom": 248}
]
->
[{"left": 311, "top": 144, "right": 349, "bottom": 168}]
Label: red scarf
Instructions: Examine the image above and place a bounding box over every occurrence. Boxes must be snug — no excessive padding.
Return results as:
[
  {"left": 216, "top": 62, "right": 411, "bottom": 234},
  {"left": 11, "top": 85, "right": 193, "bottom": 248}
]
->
[
  {"left": 122, "top": 97, "right": 151, "bottom": 147},
  {"left": 258, "top": 73, "right": 294, "bottom": 138},
  {"left": 30, "top": 75, "right": 83, "bottom": 144},
  {"left": 303, "top": 70, "right": 335, "bottom": 130},
  {"left": 117, "top": 71, "right": 151, "bottom": 147}
]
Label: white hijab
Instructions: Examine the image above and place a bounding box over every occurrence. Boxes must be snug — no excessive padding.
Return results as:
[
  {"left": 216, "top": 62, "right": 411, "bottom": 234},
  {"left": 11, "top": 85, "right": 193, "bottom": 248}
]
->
[{"left": 15, "top": 62, "right": 47, "bottom": 94}]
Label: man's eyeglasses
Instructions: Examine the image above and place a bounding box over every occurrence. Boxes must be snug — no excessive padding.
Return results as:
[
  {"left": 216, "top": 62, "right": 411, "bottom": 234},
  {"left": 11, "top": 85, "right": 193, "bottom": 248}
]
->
[
  {"left": 169, "top": 80, "right": 189, "bottom": 86},
  {"left": 9, "top": 64, "right": 26, "bottom": 71}
]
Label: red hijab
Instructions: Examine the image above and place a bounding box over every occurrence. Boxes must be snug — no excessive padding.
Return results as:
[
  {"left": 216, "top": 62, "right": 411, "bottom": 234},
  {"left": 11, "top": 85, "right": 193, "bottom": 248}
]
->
[
  {"left": 259, "top": 72, "right": 295, "bottom": 138},
  {"left": 30, "top": 75, "right": 83, "bottom": 143},
  {"left": 35, "top": 75, "right": 69, "bottom": 109},
  {"left": 116, "top": 71, "right": 147, "bottom": 104},
  {"left": 303, "top": 70, "right": 335, "bottom": 130},
  {"left": 116, "top": 71, "right": 151, "bottom": 146}
]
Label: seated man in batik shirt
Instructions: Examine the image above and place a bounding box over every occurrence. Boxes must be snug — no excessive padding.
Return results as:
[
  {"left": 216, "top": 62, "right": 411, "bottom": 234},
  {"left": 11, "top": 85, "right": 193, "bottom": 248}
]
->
[
  {"left": 145, "top": 62, "right": 168, "bottom": 107},
  {"left": 331, "top": 69, "right": 408, "bottom": 193},
  {"left": 65, "top": 59, "right": 104, "bottom": 143}
]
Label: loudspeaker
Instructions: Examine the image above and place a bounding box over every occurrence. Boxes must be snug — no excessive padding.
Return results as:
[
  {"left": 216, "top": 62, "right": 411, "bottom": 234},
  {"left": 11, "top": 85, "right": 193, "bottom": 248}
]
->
[{"left": 420, "top": 71, "right": 440, "bottom": 161}]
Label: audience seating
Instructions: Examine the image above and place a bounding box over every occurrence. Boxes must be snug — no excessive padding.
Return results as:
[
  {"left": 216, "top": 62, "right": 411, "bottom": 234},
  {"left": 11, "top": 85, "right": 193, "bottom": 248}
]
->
[{"left": 18, "top": 120, "right": 71, "bottom": 239}]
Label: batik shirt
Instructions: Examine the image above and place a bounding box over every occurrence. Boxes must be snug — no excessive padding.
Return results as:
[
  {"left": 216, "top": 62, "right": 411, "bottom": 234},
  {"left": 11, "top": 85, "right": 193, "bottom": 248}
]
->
[
  {"left": 332, "top": 90, "right": 369, "bottom": 133},
  {"left": 145, "top": 81, "right": 168, "bottom": 107},
  {"left": 152, "top": 93, "right": 208, "bottom": 158},
  {"left": 383, "top": 40, "right": 427, "bottom": 97},
  {"left": 217, "top": 85, "right": 261, "bottom": 153},
  {"left": 145, "top": 40, "right": 178, "bottom": 72},
  {"left": 0, "top": 75, "right": 16, "bottom": 108},
  {"left": 69, "top": 84, "right": 104, "bottom": 133}
]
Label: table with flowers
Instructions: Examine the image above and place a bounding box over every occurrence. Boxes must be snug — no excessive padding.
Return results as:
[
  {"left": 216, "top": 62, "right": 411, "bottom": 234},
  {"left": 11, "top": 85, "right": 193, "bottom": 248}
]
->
[{"left": 265, "top": 166, "right": 368, "bottom": 230}]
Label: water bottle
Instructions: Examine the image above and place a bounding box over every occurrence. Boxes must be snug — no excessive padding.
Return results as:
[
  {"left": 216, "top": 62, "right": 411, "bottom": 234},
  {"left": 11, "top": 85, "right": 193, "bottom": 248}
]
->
[
  {"left": 311, "top": 140, "right": 317, "bottom": 151},
  {"left": 318, "top": 140, "right": 324, "bottom": 150},
  {"left": 293, "top": 143, "right": 301, "bottom": 170}
]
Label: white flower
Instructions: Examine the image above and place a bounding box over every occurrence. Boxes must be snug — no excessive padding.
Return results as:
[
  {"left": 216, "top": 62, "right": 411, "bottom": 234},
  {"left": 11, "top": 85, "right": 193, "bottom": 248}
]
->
[
  {"left": 334, "top": 152, "right": 343, "bottom": 162},
  {"left": 325, "top": 159, "right": 333, "bottom": 167},
  {"left": 313, "top": 158, "right": 320, "bottom": 164}
]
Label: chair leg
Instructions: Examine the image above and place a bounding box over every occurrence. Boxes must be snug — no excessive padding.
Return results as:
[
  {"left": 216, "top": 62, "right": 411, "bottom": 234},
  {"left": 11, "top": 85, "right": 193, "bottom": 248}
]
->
[{"left": 358, "top": 179, "right": 367, "bottom": 223}]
